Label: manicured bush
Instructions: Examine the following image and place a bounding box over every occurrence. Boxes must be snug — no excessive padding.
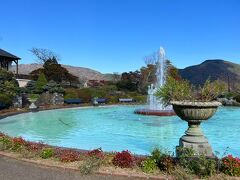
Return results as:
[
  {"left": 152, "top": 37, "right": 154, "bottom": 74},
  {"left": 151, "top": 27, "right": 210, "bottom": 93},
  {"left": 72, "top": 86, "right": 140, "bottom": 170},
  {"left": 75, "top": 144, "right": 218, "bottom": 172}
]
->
[
  {"left": 221, "top": 155, "right": 240, "bottom": 176},
  {"left": 112, "top": 150, "right": 134, "bottom": 168},
  {"left": 55, "top": 149, "right": 81, "bottom": 162},
  {"left": 88, "top": 148, "right": 104, "bottom": 159},
  {"left": 40, "top": 148, "right": 54, "bottom": 159},
  {"left": 141, "top": 158, "right": 158, "bottom": 173}
]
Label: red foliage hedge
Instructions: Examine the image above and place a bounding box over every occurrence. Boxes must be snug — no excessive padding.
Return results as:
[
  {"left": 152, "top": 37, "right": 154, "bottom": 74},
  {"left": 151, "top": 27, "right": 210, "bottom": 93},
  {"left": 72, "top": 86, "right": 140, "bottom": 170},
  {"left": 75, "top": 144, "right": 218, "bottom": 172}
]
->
[
  {"left": 112, "top": 150, "right": 134, "bottom": 168},
  {"left": 221, "top": 155, "right": 240, "bottom": 176},
  {"left": 55, "top": 149, "right": 81, "bottom": 162},
  {"left": 88, "top": 148, "right": 104, "bottom": 159},
  {"left": 26, "top": 142, "right": 45, "bottom": 152},
  {"left": 12, "top": 137, "right": 26, "bottom": 146}
]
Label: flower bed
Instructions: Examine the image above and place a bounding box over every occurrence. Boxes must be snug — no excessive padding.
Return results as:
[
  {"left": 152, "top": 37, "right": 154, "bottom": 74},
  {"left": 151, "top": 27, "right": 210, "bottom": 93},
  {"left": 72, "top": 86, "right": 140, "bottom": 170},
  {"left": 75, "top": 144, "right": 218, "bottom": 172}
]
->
[{"left": 0, "top": 132, "right": 239, "bottom": 179}]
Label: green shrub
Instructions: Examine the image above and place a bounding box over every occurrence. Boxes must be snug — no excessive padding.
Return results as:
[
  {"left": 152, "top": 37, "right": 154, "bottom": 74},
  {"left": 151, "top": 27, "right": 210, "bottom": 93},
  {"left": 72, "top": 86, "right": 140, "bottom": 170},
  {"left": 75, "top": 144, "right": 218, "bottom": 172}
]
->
[
  {"left": 155, "top": 76, "right": 192, "bottom": 106},
  {"left": 188, "top": 155, "right": 217, "bottom": 177},
  {"left": 177, "top": 147, "right": 195, "bottom": 168},
  {"left": 156, "top": 77, "right": 225, "bottom": 106},
  {"left": 10, "top": 137, "right": 26, "bottom": 152},
  {"left": 40, "top": 148, "right": 54, "bottom": 159},
  {"left": 25, "top": 80, "right": 36, "bottom": 94},
  {"left": 149, "top": 148, "right": 176, "bottom": 173},
  {"left": 43, "top": 80, "right": 64, "bottom": 94},
  {"left": 0, "top": 136, "right": 12, "bottom": 150},
  {"left": 199, "top": 79, "right": 225, "bottom": 101},
  {"left": 0, "top": 94, "right": 12, "bottom": 109},
  {"left": 0, "top": 69, "right": 19, "bottom": 97},
  {"left": 150, "top": 148, "right": 162, "bottom": 162},
  {"left": 177, "top": 147, "right": 217, "bottom": 178},
  {"left": 29, "top": 94, "right": 40, "bottom": 101},
  {"left": 91, "top": 88, "right": 107, "bottom": 98},
  {"left": 35, "top": 72, "right": 48, "bottom": 93},
  {"left": 64, "top": 88, "right": 79, "bottom": 99},
  {"left": 79, "top": 157, "right": 103, "bottom": 174},
  {"left": 141, "top": 158, "right": 158, "bottom": 173},
  {"left": 77, "top": 88, "right": 92, "bottom": 102}
]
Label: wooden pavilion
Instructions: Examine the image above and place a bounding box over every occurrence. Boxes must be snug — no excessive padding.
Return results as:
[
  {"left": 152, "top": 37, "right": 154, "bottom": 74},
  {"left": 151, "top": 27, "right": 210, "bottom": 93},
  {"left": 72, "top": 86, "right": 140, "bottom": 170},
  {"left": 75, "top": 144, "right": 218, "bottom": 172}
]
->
[{"left": 0, "top": 49, "right": 20, "bottom": 77}]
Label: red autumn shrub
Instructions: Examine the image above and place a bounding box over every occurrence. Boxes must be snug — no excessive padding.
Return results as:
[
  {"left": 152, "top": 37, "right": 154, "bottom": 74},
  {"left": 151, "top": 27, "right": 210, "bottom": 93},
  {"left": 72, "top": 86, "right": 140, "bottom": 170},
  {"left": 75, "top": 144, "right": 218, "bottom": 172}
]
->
[
  {"left": 221, "top": 155, "right": 240, "bottom": 176},
  {"left": 12, "top": 137, "right": 26, "bottom": 146},
  {"left": 10, "top": 137, "right": 26, "bottom": 151},
  {"left": 55, "top": 149, "right": 81, "bottom": 162},
  {"left": 112, "top": 150, "right": 134, "bottom": 168},
  {"left": 26, "top": 142, "right": 45, "bottom": 152},
  {"left": 88, "top": 148, "right": 104, "bottom": 159}
]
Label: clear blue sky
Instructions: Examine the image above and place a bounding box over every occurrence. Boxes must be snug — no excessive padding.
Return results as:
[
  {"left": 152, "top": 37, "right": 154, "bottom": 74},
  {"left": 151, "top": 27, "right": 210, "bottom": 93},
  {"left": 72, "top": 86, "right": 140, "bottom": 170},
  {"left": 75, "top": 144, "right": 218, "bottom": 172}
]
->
[{"left": 0, "top": 0, "right": 239, "bottom": 73}]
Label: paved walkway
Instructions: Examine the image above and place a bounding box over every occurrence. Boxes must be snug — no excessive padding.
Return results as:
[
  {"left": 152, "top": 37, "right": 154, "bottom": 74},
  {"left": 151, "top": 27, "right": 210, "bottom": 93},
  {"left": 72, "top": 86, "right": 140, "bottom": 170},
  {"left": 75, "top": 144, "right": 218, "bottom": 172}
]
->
[{"left": 0, "top": 155, "right": 139, "bottom": 180}]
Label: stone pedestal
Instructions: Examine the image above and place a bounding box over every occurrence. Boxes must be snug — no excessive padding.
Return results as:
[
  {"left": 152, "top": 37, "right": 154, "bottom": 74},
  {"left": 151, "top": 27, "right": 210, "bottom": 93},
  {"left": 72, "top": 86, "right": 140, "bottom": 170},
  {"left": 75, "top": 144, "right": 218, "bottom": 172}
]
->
[
  {"left": 171, "top": 101, "right": 221, "bottom": 157},
  {"left": 177, "top": 122, "right": 213, "bottom": 157}
]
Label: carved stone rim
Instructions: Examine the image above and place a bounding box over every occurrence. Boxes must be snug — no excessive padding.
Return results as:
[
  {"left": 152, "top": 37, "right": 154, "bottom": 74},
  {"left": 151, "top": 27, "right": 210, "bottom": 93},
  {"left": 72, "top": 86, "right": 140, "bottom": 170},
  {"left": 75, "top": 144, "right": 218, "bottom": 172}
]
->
[{"left": 170, "top": 101, "right": 222, "bottom": 107}]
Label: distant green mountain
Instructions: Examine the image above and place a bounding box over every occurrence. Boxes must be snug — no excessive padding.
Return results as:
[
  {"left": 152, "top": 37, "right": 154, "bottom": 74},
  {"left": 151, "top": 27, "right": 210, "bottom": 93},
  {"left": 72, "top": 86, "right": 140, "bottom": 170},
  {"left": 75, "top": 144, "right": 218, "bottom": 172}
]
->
[{"left": 179, "top": 59, "right": 240, "bottom": 87}]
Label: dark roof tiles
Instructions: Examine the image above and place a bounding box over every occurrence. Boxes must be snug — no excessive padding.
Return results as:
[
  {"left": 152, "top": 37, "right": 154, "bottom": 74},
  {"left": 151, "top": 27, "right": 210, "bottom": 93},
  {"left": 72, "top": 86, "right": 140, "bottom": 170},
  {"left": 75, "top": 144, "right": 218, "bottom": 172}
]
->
[{"left": 0, "top": 49, "right": 20, "bottom": 60}]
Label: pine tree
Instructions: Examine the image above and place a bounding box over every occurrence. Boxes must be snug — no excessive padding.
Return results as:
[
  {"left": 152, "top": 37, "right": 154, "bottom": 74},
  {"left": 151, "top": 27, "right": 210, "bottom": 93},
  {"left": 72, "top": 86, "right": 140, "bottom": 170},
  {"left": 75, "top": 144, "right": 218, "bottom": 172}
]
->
[{"left": 35, "top": 72, "right": 48, "bottom": 93}]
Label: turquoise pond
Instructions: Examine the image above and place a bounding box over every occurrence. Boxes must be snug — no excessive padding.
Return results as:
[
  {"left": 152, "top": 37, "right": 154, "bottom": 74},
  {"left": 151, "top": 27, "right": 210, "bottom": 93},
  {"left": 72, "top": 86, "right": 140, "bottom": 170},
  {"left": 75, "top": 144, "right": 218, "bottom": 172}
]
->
[{"left": 0, "top": 105, "right": 239, "bottom": 156}]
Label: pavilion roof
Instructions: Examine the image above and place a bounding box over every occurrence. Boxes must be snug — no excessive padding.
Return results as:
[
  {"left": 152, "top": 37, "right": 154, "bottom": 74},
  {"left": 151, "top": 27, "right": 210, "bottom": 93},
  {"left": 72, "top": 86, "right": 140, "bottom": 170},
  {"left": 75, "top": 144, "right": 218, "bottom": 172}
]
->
[{"left": 0, "top": 49, "right": 21, "bottom": 60}]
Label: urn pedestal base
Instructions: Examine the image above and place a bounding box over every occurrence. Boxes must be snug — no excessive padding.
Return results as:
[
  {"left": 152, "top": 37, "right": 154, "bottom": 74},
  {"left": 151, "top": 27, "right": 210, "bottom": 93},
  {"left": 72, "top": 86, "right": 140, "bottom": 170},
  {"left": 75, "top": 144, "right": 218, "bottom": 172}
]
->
[
  {"left": 177, "top": 137, "right": 214, "bottom": 157},
  {"left": 171, "top": 101, "right": 221, "bottom": 158},
  {"left": 176, "top": 122, "right": 214, "bottom": 157}
]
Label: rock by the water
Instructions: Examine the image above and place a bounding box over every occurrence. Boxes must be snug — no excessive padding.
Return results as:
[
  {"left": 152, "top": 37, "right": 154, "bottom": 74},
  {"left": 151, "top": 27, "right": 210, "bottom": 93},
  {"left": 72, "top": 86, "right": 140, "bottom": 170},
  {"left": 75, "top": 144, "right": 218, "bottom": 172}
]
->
[{"left": 217, "top": 98, "right": 240, "bottom": 106}]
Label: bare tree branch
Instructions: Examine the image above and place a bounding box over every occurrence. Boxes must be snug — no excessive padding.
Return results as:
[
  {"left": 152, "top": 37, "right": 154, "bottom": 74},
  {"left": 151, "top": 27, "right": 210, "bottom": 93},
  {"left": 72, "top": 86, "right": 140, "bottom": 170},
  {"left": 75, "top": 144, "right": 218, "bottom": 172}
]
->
[{"left": 30, "top": 48, "right": 60, "bottom": 64}]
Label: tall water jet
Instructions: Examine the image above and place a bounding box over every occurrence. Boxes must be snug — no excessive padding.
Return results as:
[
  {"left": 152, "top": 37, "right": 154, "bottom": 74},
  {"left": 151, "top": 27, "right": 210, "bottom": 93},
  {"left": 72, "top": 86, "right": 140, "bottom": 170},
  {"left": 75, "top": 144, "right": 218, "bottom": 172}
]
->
[{"left": 135, "top": 47, "right": 175, "bottom": 116}]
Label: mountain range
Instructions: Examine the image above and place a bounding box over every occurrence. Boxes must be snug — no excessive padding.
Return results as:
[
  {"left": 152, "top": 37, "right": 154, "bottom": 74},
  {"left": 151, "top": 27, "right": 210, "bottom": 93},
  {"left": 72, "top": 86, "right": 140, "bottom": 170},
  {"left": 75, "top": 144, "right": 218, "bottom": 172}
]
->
[
  {"left": 11, "top": 63, "right": 106, "bottom": 82},
  {"left": 179, "top": 59, "right": 240, "bottom": 87},
  {"left": 12, "top": 59, "right": 240, "bottom": 86}
]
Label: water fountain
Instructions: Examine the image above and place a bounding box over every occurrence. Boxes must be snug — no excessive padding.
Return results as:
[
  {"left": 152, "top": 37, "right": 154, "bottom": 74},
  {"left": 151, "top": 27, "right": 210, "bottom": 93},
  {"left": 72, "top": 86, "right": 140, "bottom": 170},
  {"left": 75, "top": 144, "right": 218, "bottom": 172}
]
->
[{"left": 135, "top": 47, "right": 175, "bottom": 116}]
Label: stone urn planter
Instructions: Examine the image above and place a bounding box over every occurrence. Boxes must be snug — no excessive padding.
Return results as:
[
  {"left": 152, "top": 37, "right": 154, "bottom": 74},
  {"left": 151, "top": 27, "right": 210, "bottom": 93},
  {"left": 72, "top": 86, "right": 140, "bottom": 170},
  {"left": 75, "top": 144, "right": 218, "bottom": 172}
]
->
[
  {"left": 171, "top": 101, "right": 221, "bottom": 157},
  {"left": 28, "top": 98, "right": 38, "bottom": 112}
]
